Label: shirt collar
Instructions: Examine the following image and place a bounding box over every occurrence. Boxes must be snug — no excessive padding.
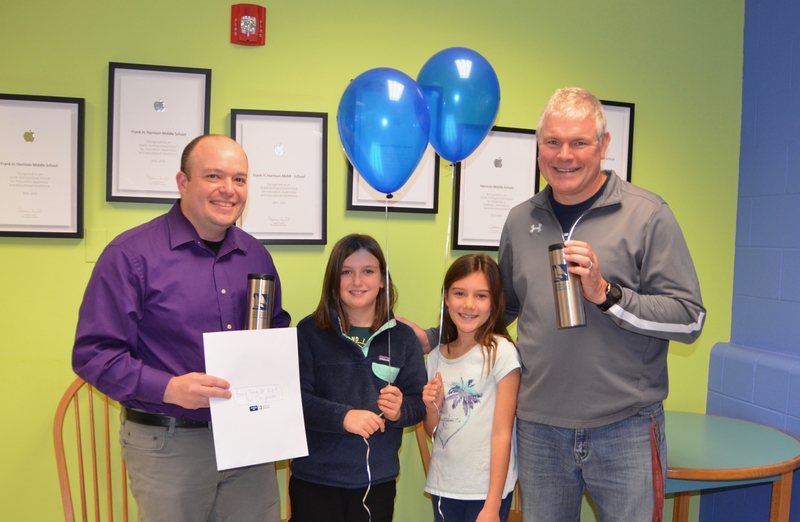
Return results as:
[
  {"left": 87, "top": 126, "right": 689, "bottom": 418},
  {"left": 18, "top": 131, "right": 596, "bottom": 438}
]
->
[
  {"left": 165, "top": 200, "right": 247, "bottom": 256},
  {"left": 532, "top": 170, "right": 623, "bottom": 212}
]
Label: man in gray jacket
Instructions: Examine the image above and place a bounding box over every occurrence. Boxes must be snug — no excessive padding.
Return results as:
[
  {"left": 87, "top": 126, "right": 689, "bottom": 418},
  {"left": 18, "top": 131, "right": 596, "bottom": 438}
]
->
[{"left": 501, "top": 87, "right": 705, "bottom": 521}]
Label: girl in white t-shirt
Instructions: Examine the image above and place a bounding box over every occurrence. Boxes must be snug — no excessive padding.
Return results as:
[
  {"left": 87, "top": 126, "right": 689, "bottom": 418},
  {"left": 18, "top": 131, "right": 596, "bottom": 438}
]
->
[{"left": 422, "top": 254, "right": 521, "bottom": 522}]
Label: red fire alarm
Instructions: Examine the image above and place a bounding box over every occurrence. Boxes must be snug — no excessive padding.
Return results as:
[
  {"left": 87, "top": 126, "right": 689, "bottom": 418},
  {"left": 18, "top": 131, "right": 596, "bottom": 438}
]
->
[{"left": 231, "top": 4, "right": 266, "bottom": 46}]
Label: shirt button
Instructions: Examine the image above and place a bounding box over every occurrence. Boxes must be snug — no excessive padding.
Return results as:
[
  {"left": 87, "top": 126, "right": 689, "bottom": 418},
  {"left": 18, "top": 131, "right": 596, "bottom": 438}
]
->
[
  {"left": 221, "top": 289, "right": 227, "bottom": 294},
  {"left": 227, "top": 324, "right": 232, "bottom": 330}
]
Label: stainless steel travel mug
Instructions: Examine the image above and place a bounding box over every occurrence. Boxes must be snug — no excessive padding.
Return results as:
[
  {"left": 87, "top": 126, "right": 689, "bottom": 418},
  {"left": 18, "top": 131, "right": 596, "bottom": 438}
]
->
[
  {"left": 245, "top": 274, "right": 275, "bottom": 330},
  {"left": 548, "top": 243, "right": 586, "bottom": 329}
]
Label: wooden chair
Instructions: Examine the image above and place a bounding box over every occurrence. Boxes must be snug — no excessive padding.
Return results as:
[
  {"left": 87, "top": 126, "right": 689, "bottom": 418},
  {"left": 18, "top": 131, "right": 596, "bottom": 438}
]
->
[
  {"left": 415, "top": 421, "right": 432, "bottom": 475},
  {"left": 54, "top": 376, "right": 293, "bottom": 522},
  {"left": 276, "top": 459, "right": 292, "bottom": 522},
  {"left": 53, "top": 377, "right": 137, "bottom": 522},
  {"left": 507, "top": 481, "right": 523, "bottom": 522},
  {"left": 414, "top": 422, "right": 523, "bottom": 521}
]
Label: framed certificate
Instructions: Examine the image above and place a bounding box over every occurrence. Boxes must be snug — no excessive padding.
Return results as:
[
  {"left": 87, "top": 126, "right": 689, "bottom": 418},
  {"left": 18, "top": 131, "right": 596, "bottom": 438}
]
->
[
  {"left": 346, "top": 145, "right": 439, "bottom": 213},
  {"left": 231, "top": 109, "right": 327, "bottom": 245},
  {"left": 600, "top": 100, "right": 634, "bottom": 182},
  {"left": 106, "top": 62, "right": 211, "bottom": 203},
  {"left": 453, "top": 127, "right": 538, "bottom": 250},
  {"left": 0, "top": 93, "right": 84, "bottom": 238}
]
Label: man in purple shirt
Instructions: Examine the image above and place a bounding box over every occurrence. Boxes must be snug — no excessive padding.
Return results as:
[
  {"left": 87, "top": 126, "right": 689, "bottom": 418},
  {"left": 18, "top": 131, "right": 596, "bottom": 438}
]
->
[{"left": 73, "top": 135, "right": 291, "bottom": 522}]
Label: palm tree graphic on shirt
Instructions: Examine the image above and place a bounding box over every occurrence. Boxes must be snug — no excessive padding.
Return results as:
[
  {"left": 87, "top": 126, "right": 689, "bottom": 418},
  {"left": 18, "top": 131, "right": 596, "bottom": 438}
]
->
[{"left": 439, "top": 377, "right": 482, "bottom": 448}]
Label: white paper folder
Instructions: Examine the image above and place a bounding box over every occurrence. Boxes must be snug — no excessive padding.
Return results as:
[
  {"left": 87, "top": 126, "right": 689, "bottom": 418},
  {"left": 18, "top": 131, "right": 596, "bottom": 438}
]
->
[{"left": 204, "top": 327, "right": 308, "bottom": 470}]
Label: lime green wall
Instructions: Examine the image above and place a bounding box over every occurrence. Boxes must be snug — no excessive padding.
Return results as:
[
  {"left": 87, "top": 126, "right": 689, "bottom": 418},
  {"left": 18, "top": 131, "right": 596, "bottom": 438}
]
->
[{"left": 0, "top": 1, "right": 742, "bottom": 519}]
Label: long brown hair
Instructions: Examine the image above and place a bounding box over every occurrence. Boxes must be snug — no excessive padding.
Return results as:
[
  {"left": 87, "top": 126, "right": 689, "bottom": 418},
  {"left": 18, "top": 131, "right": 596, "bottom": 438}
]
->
[
  {"left": 313, "top": 234, "right": 397, "bottom": 334},
  {"left": 441, "top": 254, "right": 512, "bottom": 374}
]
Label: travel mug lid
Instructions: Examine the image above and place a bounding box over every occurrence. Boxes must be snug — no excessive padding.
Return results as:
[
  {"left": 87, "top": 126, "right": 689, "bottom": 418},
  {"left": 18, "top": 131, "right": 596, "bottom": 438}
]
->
[{"left": 248, "top": 273, "right": 275, "bottom": 281}]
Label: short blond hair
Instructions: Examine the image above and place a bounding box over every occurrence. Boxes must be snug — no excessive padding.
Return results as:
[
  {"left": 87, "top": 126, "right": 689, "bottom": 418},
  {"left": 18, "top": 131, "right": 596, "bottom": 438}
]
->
[{"left": 537, "top": 87, "right": 607, "bottom": 145}]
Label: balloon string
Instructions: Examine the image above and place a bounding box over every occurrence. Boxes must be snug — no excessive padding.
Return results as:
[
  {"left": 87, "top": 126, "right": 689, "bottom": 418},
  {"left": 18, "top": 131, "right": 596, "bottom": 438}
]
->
[
  {"left": 437, "top": 162, "right": 456, "bottom": 348},
  {"left": 432, "top": 410, "right": 446, "bottom": 521},
  {"left": 362, "top": 197, "right": 393, "bottom": 522},
  {"left": 363, "top": 437, "right": 373, "bottom": 522},
  {"left": 384, "top": 196, "right": 392, "bottom": 382},
  {"left": 431, "top": 163, "right": 455, "bottom": 522},
  {"left": 363, "top": 410, "right": 386, "bottom": 521}
]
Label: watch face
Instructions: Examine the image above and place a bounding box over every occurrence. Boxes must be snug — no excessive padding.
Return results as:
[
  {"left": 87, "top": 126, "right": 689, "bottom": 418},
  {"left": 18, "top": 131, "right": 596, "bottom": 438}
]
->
[{"left": 598, "top": 283, "right": 622, "bottom": 312}]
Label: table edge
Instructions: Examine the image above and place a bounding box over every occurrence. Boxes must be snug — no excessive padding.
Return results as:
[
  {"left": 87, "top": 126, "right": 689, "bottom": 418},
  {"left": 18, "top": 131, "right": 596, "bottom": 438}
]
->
[{"left": 666, "top": 412, "right": 800, "bottom": 481}]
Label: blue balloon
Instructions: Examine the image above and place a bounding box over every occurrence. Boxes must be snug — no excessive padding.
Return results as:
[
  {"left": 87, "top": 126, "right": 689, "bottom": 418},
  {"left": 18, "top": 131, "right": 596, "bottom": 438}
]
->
[
  {"left": 417, "top": 47, "right": 500, "bottom": 162},
  {"left": 337, "top": 68, "right": 431, "bottom": 194}
]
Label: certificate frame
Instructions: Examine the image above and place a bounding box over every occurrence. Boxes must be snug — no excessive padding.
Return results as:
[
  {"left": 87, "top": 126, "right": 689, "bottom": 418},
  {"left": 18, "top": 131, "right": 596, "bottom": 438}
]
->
[
  {"left": 599, "top": 99, "right": 634, "bottom": 183},
  {"left": 231, "top": 109, "right": 327, "bottom": 245},
  {"left": 0, "top": 93, "right": 84, "bottom": 238},
  {"left": 453, "top": 126, "right": 538, "bottom": 251},
  {"left": 106, "top": 62, "right": 211, "bottom": 203},
  {"left": 346, "top": 146, "right": 440, "bottom": 213}
]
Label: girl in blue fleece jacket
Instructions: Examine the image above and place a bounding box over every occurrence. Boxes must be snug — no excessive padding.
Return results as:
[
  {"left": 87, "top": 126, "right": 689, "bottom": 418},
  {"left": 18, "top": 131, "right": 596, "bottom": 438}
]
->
[{"left": 289, "top": 234, "right": 426, "bottom": 522}]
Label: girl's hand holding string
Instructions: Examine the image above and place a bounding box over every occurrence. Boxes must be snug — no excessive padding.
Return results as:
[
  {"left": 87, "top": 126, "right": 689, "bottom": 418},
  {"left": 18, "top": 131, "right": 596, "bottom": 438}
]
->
[
  {"left": 343, "top": 410, "right": 385, "bottom": 438},
  {"left": 377, "top": 384, "right": 402, "bottom": 421},
  {"left": 422, "top": 372, "right": 444, "bottom": 414}
]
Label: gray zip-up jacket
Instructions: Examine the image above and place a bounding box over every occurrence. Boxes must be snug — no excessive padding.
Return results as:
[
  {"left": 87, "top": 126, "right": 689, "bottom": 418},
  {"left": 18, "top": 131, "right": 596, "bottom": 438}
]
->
[{"left": 499, "top": 172, "right": 705, "bottom": 429}]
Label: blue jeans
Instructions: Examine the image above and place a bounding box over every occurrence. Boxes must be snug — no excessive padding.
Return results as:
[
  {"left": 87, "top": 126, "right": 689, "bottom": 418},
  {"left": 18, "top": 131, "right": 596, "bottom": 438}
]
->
[
  {"left": 516, "top": 402, "right": 666, "bottom": 522},
  {"left": 430, "top": 493, "right": 514, "bottom": 522}
]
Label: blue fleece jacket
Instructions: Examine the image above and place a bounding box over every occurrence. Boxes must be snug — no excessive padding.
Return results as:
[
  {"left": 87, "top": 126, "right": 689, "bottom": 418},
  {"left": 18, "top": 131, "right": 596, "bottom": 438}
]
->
[{"left": 291, "top": 309, "right": 427, "bottom": 488}]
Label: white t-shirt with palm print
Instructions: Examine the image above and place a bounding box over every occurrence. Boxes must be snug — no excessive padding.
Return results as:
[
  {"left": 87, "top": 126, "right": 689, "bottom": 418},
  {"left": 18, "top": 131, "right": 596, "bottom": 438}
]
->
[{"left": 424, "top": 335, "right": 520, "bottom": 500}]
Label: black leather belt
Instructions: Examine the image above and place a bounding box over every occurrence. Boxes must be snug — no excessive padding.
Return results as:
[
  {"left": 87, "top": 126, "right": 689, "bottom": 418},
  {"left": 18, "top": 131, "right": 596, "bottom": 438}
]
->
[{"left": 123, "top": 408, "right": 209, "bottom": 429}]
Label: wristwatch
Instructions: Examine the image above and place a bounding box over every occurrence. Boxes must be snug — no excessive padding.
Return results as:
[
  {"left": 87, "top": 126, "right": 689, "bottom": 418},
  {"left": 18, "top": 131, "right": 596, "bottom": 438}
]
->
[{"left": 598, "top": 283, "right": 622, "bottom": 311}]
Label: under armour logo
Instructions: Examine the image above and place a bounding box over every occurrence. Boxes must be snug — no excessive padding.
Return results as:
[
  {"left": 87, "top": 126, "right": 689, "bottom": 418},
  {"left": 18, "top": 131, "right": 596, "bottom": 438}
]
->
[{"left": 530, "top": 224, "right": 542, "bottom": 233}]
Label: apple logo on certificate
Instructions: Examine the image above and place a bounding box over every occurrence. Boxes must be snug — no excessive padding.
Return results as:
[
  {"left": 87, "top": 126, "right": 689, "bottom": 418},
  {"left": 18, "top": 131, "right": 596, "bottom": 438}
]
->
[
  {"left": 274, "top": 143, "right": 285, "bottom": 155},
  {"left": 494, "top": 157, "right": 503, "bottom": 168},
  {"left": 154, "top": 99, "right": 165, "bottom": 112},
  {"left": 23, "top": 129, "right": 35, "bottom": 142}
]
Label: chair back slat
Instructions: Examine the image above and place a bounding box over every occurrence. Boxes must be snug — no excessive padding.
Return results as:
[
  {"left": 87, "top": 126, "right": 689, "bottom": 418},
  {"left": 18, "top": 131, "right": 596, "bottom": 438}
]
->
[
  {"left": 507, "top": 481, "right": 523, "bottom": 521},
  {"left": 74, "top": 389, "right": 88, "bottom": 522},
  {"left": 54, "top": 377, "right": 85, "bottom": 522},
  {"left": 87, "top": 385, "right": 101, "bottom": 522},
  {"left": 103, "top": 396, "right": 113, "bottom": 522},
  {"left": 415, "top": 422, "right": 431, "bottom": 475},
  {"left": 276, "top": 460, "right": 292, "bottom": 521}
]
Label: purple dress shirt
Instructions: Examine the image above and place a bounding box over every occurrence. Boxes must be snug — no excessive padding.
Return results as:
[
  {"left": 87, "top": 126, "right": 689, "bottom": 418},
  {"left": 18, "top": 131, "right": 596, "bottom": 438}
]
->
[{"left": 73, "top": 202, "right": 291, "bottom": 421}]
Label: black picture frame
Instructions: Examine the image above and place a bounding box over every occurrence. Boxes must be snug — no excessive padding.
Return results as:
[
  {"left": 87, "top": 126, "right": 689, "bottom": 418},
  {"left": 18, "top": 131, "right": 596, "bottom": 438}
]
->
[
  {"left": 0, "top": 93, "right": 84, "bottom": 238},
  {"left": 453, "top": 126, "right": 538, "bottom": 251},
  {"left": 106, "top": 62, "right": 211, "bottom": 203},
  {"left": 346, "top": 145, "right": 440, "bottom": 214},
  {"left": 231, "top": 109, "right": 328, "bottom": 245},
  {"left": 599, "top": 99, "right": 634, "bottom": 183}
]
